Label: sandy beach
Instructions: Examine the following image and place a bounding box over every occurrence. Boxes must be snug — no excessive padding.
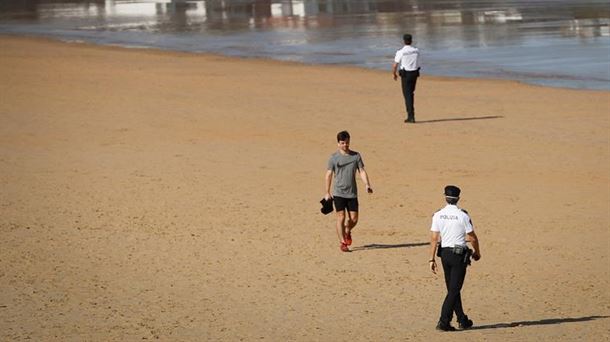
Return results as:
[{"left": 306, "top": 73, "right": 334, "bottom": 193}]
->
[{"left": 0, "top": 35, "right": 609, "bottom": 341}]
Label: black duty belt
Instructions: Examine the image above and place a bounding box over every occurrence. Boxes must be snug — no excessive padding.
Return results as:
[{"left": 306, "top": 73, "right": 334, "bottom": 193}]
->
[{"left": 441, "top": 245, "right": 468, "bottom": 255}]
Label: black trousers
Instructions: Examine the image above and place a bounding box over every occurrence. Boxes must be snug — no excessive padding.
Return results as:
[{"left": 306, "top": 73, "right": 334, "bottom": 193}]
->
[
  {"left": 439, "top": 248, "right": 468, "bottom": 324},
  {"left": 400, "top": 70, "right": 419, "bottom": 120}
]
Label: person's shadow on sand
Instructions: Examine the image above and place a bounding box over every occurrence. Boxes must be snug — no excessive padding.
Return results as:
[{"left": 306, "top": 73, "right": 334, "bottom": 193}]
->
[
  {"left": 471, "top": 315, "right": 609, "bottom": 330},
  {"left": 415, "top": 115, "right": 503, "bottom": 124},
  {"left": 351, "top": 242, "right": 428, "bottom": 251}
]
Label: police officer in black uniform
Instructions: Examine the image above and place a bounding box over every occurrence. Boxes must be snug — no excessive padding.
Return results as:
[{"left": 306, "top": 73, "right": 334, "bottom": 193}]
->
[
  {"left": 429, "top": 185, "right": 481, "bottom": 331},
  {"left": 392, "top": 34, "right": 420, "bottom": 123}
]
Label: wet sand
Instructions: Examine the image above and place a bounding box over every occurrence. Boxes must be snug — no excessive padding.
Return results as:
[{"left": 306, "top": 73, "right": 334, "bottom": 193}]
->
[{"left": 0, "top": 35, "right": 609, "bottom": 341}]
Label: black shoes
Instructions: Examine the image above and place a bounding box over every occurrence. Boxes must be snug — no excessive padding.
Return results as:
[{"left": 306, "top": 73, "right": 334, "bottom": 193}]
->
[
  {"left": 436, "top": 317, "right": 474, "bottom": 332},
  {"left": 404, "top": 118, "right": 416, "bottom": 123},
  {"left": 435, "top": 321, "right": 456, "bottom": 332},
  {"left": 458, "top": 317, "right": 474, "bottom": 330}
]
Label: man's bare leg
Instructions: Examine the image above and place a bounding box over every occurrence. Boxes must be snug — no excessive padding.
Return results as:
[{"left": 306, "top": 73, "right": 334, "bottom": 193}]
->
[
  {"left": 345, "top": 211, "right": 358, "bottom": 245},
  {"left": 336, "top": 210, "right": 347, "bottom": 245}
]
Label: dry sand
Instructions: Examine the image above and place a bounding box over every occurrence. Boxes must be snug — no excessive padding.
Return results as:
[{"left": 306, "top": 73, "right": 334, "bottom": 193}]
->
[{"left": 0, "top": 35, "right": 609, "bottom": 341}]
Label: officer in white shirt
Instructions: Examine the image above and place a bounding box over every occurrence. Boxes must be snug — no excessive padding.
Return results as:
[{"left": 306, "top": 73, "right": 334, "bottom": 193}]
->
[
  {"left": 392, "top": 34, "right": 420, "bottom": 123},
  {"left": 429, "top": 185, "right": 481, "bottom": 331}
]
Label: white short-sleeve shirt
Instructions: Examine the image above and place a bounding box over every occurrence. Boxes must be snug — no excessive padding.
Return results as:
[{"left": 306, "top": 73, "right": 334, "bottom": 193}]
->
[
  {"left": 430, "top": 204, "right": 474, "bottom": 248},
  {"left": 394, "top": 45, "right": 420, "bottom": 71}
]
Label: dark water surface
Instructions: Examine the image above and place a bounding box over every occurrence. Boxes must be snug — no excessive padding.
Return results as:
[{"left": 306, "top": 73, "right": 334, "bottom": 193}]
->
[{"left": 1, "top": 0, "right": 609, "bottom": 89}]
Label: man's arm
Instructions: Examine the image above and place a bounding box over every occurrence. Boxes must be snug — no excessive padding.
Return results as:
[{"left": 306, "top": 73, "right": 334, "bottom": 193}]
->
[
  {"left": 392, "top": 62, "right": 399, "bottom": 81},
  {"left": 429, "top": 231, "right": 440, "bottom": 274},
  {"left": 324, "top": 170, "right": 333, "bottom": 200},
  {"left": 359, "top": 168, "right": 373, "bottom": 193},
  {"left": 467, "top": 231, "right": 481, "bottom": 261}
]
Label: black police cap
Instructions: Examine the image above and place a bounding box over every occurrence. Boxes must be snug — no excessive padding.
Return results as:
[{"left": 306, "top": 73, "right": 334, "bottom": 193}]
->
[{"left": 444, "top": 185, "right": 461, "bottom": 198}]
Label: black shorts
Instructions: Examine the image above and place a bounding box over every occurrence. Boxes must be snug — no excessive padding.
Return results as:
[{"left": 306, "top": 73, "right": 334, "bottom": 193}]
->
[{"left": 333, "top": 196, "right": 359, "bottom": 212}]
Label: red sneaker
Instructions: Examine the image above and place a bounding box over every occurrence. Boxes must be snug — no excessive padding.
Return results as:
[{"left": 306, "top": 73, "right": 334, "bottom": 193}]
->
[
  {"left": 340, "top": 243, "right": 350, "bottom": 252},
  {"left": 345, "top": 232, "right": 352, "bottom": 246}
]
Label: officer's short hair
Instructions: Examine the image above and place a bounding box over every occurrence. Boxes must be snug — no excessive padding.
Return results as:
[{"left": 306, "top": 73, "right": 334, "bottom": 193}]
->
[
  {"left": 337, "top": 130, "right": 350, "bottom": 142},
  {"left": 445, "top": 197, "right": 459, "bottom": 205},
  {"left": 403, "top": 34, "right": 412, "bottom": 44}
]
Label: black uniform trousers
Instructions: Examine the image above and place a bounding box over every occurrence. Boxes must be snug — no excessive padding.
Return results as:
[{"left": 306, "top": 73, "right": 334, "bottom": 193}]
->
[
  {"left": 400, "top": 69, "right": 419, "bottom": 121},
  {"left": 439, "top": 248, "right": 468, "bottom": 324}
]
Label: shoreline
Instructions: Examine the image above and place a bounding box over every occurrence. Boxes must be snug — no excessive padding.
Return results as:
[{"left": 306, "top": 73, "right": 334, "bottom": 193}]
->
[
  {"left": 1, "top": 34, "right": 608, "bottom": 341},
  {"left": 2, "top": 32, "right": 608, "bottom": 92}
]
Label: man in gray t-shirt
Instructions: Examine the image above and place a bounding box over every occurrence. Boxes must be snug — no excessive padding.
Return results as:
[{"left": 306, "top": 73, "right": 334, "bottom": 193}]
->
[
  {"left": 327, "top": 150, "right": 364, "bottom": 199},
  {"left": 324, "top": 131, "right": 373, "bottom": 252}
]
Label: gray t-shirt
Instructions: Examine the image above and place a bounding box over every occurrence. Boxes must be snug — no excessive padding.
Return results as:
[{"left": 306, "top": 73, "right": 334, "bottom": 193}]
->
[{"left": 327, "top": 150, "right": 365, "bottom": 198}]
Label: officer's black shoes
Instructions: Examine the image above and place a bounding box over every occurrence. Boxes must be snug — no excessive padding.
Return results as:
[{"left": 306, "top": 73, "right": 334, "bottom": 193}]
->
[
  {"left": 404, "top": 118, "right": 416, "bottom": 123},
  {"left": 458, "top": 317, "right": 474, "bottom": 330},
  {"left": 436, "top": 321, "right": 456, "bottom": 332}
]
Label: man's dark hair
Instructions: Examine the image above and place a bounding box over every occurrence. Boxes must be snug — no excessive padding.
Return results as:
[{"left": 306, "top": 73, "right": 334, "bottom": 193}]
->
[
  {"left": 337, "top": 130, "right": 350, "bottom": 142},
  {"left": 403, "top": 34, "right": 412, "bottom": 44},
  {"left": 445, "top": 197, "right": 459, "bottom": 205}
]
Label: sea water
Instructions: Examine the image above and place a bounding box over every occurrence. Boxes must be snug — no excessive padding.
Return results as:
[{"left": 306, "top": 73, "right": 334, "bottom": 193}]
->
[{"left": 1, "top": 0, "right": 608, "bottom": 90}]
